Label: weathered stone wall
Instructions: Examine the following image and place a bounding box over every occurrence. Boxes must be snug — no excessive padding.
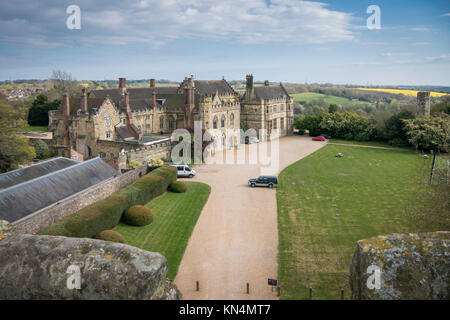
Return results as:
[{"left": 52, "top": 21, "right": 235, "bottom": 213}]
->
[
  {"left": 350, "top": 231, "right": 449, "bottom": 300},
  {"left": 417, "top": 91, "right": 431, "bottom": 117},
  {"left": 0, "top": 234, "right": 182, "bottom": 300},
  {"left": 12, "top": 164, "right": 148, "bottom": 234}
]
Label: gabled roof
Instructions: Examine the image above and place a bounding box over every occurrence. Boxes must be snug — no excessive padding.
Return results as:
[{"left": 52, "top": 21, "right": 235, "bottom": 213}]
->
[
  {"left": 115, "top": 124, "right": 139, "bottom": 140},
  {"left": 254, "top": 86, "right": 289, "bottom": 100},
  {"left": 0, "top": 157, "right": 78, "bottom": 190},
  {"left": 68, "top": 97, "right": 105, "bottom": 115},
  {"left": 0, "top": 157, "right": 118, "bottom": 223},
  {"left": 178, "top": 79, "right": 237, "bottom": 96}
]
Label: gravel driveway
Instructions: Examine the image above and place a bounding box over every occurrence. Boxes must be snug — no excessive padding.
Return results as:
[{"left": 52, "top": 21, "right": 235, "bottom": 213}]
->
[{"left": 174, "top": 136, "right": 326, "bottom": 299}]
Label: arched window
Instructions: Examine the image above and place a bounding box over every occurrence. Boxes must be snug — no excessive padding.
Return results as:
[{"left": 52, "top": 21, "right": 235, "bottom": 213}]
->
[
  {"left": 230, "top": 113, "right": 234, "bottom": 127},
  {"left": 99, "top": 152, "right": 106, "bottom": 159},
  {"left": 159, "top": 116, "right": 164, "bottom": 129},
  {"left": 221, "top": 115, "right": 226, "bottom": 128},
  {"left": 222, "top": 133, "right": 226, "bottom": 146},
  {"left": 213, "top": 116, "right": 218, "bottom": 129}
]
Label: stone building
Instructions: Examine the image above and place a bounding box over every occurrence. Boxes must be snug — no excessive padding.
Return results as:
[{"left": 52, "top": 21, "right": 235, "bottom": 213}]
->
[
  {"left": 240, "top": 74, "right": 294, "bottom": 139},
  {"left": 49, "top": 74, "right": 293, "bottom": 169}
]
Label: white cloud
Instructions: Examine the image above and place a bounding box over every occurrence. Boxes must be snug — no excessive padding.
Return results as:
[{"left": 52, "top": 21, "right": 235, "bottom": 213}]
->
[
  {"left": 0, "top": 0, "right": 355, "bottom": 47},
  {"left": 441, "top": 13, "right": 450, "bottom": 17}
]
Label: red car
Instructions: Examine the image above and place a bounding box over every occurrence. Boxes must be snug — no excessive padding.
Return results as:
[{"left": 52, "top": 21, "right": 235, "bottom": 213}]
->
[{"left": 312, "top": 136, "right": 327, "bottom": 141}]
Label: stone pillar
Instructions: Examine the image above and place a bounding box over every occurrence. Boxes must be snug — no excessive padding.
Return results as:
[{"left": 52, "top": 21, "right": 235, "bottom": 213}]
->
[
  {"left": 150, "top": 79, "right": 156, "bottom": 88},
  {"left": 81, "top": 88, "right": 88, "bottom": 114},
  {"left": 417, "top": 92, "right": 431, "bottom": 117}
]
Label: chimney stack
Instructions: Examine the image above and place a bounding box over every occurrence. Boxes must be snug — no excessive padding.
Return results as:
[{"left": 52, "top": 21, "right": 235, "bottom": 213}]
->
[
  {"left": 63, "top": 94, "right": 70, "bottom": 116},
  {"left": 264, "top": 80, "right": 269, "bottom": 86},
  {"left": 152, "top": 91, "right": 157, "bottom": 107},
  {"left": 246, "top": 74, "right": 254, "bottom": 90},
  {"left": 150, "top": 78, "right": 156, "bottom": 88},
  {"left": 119, "top": 77, "right": 126, "bottom": 89},
  {"left": 125, "top": 91, "right": 131, "bottom": 115},
  {"left": 81, "top": 88, "right": 88, "bottom": 114}
]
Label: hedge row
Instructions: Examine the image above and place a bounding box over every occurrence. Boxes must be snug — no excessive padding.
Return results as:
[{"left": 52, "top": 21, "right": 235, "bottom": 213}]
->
[{"left": 39, "top": 166, "right": 177, "bottom": 238}]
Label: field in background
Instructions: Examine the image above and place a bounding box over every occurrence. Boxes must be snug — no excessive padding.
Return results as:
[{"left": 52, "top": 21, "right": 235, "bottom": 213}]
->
[
  {"left": 356, "top": 88, "right": 448, "bottom": 97},
  {"left": 277, "top": 144, "right": 427, "bottom": 299},
  {"left": 114, "top": 181, "right": 211, "bottom": 279},
  {"left": 292, "top": 92, "right": 368, "bottom": 106}
]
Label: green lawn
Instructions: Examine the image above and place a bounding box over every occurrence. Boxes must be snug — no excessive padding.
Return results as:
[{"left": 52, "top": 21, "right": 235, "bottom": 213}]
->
[
  {"left": 27, "top": 126, "right": 48, "bottom": 132},
  {"left": 114, "top": 181, "right": 211, "bottom": 279},
  {"left": 292, "top": 92, "right": 367, "bottom": 106},
  {"left": 277, "top": 145, "right": 428, "bottom": 300},
  {"left": 327, "top": 139, "right": 402, "bottom": 149}
]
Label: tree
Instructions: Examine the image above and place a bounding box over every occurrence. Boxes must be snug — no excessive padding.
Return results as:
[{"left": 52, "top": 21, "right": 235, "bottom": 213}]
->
[
  {"left": 27, "top": 94, "right": 60, "bottom": 126},
  {"left": 295, "top": 114, "right": 323, "bottom": 136},
  {"left": 431, "top": 96, "right": 450, "bottom": 115},
  {"left": 403, "top": 114, "right": 450, "bottom": 152},
  {"left": 34, "top": 139, "right": 52, "bottom": 159},
  {"left": 47, "top": 70, "right": 82, "bottom": 100},
  {"left": 385, "top": 110, "right": 415, "bottom": 146},
  {"left": 328, "top": 104, "right": 338, "bottom": 113},
  {"left": 0, "top": 97, "right": 36, "bottom": 172}
]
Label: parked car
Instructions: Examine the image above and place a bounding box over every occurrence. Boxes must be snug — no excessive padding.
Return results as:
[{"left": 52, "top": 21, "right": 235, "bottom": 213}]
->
[
  {"left": 244, "top": 136, "right": 260, "bottom": 144},
  {"left": 248, "top": 176, "right": 278, "bottom": 188},
  {"left": 320, "top": 133, "right": 332, "bottom": 139},
  {"left": 168, "top": 164, "right": 196, "bottom": 178},
  {"left": 312, "top": 136, "right": 327, "bottom": 141}
]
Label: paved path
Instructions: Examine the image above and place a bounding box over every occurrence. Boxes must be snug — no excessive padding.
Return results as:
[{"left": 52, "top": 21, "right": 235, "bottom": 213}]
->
[{"left": 174, "top": 136, "right": 325, "bottom": 300}]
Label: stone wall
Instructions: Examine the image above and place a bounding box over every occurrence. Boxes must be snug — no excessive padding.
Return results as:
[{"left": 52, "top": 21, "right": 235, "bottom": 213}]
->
[
  {"left": 350, "top": 231, "right": 449, "bottom": 300},
  {"left": 12, "top": 164, "right": 148, "bottom": 234},
  {"left": 0, "top": 234, "right": 182, "bottom": 300},
  {"left": 417, "top": 91, "right": 431, "bottom": 116}
]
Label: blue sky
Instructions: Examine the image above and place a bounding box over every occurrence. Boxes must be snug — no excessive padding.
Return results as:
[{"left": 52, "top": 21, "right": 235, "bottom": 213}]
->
[{"left": 0, "top": 0, "right": 449, "bottom": 85}]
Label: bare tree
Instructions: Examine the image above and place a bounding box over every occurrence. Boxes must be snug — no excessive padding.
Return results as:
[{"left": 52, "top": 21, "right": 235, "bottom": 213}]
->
[{"left": 47, "top": 70, "right": 82, "bottom": 100}]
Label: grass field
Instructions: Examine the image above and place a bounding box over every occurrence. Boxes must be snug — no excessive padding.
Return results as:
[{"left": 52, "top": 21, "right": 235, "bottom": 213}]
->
[
  {"left": 292, "top": 92, "right": 367, "bottom": 106},
  {"left": 114, "top": 181, "right": 211, "bottom": 279},
  {"left": 356, "top": 88, "right": 448, "bottom": 97},
  {"left": 327, "top": 139, "right": 402, "bottom": 149},
  {"left": 277, "top": 145, "right": 428, "bottom": 299},
  {"left": 26, "top": 126, "right": 47, "bottom": 132}
]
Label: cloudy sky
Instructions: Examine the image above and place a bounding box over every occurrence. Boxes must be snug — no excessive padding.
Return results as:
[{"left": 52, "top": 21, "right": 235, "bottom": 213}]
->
[{"left": 0, "top": 0, "right": 449, "bottom": 85}]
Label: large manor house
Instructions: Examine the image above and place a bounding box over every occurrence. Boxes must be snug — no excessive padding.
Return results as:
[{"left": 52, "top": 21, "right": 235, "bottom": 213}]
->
[{"left": 49, "top": 75, "right": 294, "bottom": 170}]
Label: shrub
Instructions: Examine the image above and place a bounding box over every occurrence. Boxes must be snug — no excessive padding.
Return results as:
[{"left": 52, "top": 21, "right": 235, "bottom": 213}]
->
[
  {"left": 169, "top": 181, "right": 187, "bottom": 193},
  {"left": 39, "top": 166, "right": 177, "bottom": 237},
  {"left": 95, "top": 230, "right": 124, "bottom": 243},
  {"left": 34, "top": 139, "right": 50, "bottom": 159},
  {"left": 129, "top": 161, "right": 142, "bottom": 169},
  {"left": 343, "top": 133, "right": 353, "bottom": 140},
  {"left": 39, "top": 195, "right": 129, "bottom": 238},
  {"left": 123, "top": 205, "right": 154, "bottom": 226},
  {"left": 151, "top": 158, "right": 164, "bottom": 167}
]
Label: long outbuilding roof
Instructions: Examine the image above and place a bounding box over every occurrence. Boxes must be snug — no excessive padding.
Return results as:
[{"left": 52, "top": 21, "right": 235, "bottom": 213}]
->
[{"left": 0, "top": 157, "right": 118, "bottom": 223}]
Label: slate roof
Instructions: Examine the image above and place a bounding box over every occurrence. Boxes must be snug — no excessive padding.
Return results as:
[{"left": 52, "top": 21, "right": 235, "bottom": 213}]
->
[
  {"left": 193, "top": 80, "right": 236, "bottom": 95},
  {"left": 0, "top": 157, "right": 118, "bottom": 223},
  {"left": 254, "top": 85, "right": 289, "bottom": 100},
  {"left": 0, "top": 157, "right": 78, "bottom": 190},
  {"left": 115, "top": 124, "right": 139, "bottom": 140},
  {"left": 68, "top": 97, "right": 105, "bottom": 115}
]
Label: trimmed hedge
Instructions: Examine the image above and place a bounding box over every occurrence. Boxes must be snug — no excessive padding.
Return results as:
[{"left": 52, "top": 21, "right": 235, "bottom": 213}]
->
[
  {"left": 95, "top": 230, "right": 124, "bottom": 243},
  {"left": 39, "top": 166, "right": 176, "bottom": 238},
  {"left": 123, "top": 205, "right": 154, "bottom": 226},
  {"left": 168, "top": 181, "right": 187, "bottom": 193}
]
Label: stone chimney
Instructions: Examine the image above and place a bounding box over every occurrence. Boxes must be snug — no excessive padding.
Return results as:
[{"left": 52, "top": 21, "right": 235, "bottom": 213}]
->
[
  {"left": 63, "top": 94, "right": 70, "bottom": 116},
  {"left": 152, "top": 91, "right": 157, "bottom": 107},
  {"left": 81, "top": 88, "right": 88, "bottom": 114},
  {"left": 417, "top": 92, "right": 431, "bottom": 117},
  {"left": 119, "top": 77, "right": 126, "bottom": 95},
  {"left": 183, "top": 75, "right": 196, "bottom": 131},
  {"left": 150, "top": 79, "right": 156, "bottom": 88},
  {"left": 264, "top": 80, "right": 269, "bottom": 86},
  {"left": 125, "top": 91, "right": 132, "bottom": 125},
  {"left": 246, "top": 74, "right": 254, "bottom": 90}
]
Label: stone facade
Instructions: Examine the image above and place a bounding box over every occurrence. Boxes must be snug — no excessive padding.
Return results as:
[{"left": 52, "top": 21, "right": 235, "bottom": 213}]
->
[
  {"left": 241, "top": 75, "right": 294, "bottom": 140},
  {"left": 50, "top": 75, "right": 294, "bottom": 168}
]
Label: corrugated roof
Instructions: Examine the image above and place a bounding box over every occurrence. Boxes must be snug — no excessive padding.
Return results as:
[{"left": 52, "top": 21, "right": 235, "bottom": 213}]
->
[
  {"left": 0, "top": 157, "right": 118, "bottom": 223},
  {"left": 0, "top": 157, "right": 78, "bottom": 190}
]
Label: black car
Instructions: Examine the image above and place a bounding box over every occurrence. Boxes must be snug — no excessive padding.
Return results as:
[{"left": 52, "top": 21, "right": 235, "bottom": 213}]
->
[
  {"left": 320, "top": 133, "right": 332, "bottom": 139},
  {"left": 248, "top": 176, "right": 278, "bottom": 188}
]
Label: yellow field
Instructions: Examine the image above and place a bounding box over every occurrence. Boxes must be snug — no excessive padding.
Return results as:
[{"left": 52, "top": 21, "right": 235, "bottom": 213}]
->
[{"left": 356, "top": 88, "right": 448, "bottom": 97}]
